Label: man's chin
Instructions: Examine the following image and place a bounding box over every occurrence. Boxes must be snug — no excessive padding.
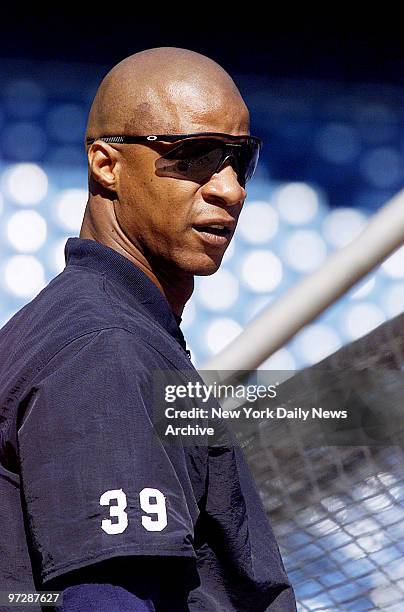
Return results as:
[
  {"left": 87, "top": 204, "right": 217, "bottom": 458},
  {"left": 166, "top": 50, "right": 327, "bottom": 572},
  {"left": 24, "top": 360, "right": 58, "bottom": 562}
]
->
[{"left": 186, "top": 253, "right": 223, "bottom": 276}]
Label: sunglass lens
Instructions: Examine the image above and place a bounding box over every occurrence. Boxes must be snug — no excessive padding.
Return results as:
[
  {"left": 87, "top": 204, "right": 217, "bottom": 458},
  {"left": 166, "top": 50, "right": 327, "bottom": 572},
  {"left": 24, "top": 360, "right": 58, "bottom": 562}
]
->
[
  {"left": 220, "top": 143, "right": 260, "bottom": 186},
  {"left": 241, "top": 142, "right": 260, "bottom": 184},
  {"left": 155, "top": 140, "right": 223, "bottom": 183},
  {"left": 155, "top": 138, "right": 261, "bottom": 185}
]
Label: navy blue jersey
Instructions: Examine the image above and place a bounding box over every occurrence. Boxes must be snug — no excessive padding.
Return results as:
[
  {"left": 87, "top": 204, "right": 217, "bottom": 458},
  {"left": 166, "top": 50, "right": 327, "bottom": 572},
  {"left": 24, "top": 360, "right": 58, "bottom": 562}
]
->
[{"left": 0, "top": 237, "right": 295, "bottom": 611}]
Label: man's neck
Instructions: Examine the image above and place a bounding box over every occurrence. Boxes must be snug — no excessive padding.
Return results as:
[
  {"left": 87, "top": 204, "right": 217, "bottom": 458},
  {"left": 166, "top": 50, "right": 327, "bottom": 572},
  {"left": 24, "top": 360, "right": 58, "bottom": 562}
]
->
[
  {"left": 79, "top": 227, "right": 194, "bottom": 318},
  {"left": 154, "top": 265, "right": 194, "bottom": 318}
]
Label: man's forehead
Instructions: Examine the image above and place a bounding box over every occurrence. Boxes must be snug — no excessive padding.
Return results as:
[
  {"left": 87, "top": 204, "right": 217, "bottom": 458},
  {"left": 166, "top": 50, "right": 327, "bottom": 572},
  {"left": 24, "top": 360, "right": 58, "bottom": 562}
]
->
[{"left": 123, "top": 80, "right": 250, "bottom": 136}]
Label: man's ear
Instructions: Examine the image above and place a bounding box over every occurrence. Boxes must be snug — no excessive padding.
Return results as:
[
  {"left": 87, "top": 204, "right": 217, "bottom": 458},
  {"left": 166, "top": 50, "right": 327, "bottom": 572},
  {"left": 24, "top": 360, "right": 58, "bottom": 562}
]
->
[{"left": 87, "top": 142, "right": 120, "bottom": 192}]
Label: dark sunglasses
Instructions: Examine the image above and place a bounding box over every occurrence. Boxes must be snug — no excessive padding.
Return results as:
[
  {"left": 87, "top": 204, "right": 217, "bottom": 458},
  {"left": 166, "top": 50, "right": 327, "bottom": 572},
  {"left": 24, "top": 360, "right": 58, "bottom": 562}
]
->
[{"left": 85, "top": 132, "right": 263, "bottom": 187}]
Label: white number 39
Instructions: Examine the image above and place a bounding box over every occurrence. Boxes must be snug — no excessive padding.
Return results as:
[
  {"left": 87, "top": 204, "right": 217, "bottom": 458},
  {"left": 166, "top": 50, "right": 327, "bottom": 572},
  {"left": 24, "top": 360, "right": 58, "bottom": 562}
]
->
[{"left": 100, "top": 488, "right": 167, "bottom": 534}]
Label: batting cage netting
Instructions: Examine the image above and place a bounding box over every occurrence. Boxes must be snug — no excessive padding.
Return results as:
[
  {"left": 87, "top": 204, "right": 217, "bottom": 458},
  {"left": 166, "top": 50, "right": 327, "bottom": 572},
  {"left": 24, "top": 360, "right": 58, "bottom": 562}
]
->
[{"left": 238, "top": 313, "right": 404, "bottom": 611}]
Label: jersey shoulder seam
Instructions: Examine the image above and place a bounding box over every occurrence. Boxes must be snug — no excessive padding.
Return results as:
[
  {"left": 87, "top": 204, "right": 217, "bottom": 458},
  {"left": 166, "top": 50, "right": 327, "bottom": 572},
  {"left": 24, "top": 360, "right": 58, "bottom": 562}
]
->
[{"left": 36, "top": 325, "right": 153, "bottom": 375}]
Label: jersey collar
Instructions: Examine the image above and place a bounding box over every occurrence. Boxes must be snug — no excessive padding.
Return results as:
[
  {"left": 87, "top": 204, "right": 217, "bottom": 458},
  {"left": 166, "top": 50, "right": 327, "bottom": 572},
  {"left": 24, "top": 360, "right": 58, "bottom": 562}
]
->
[{"left": 64, "top": 237, "right": 189, "bottom": 354}]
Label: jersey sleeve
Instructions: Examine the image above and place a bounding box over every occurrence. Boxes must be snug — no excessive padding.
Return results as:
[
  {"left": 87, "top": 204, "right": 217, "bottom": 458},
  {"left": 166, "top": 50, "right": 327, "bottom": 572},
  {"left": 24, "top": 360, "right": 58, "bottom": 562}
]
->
[{"left": 17, "top": 328, "right": 197, "bottom": 585}]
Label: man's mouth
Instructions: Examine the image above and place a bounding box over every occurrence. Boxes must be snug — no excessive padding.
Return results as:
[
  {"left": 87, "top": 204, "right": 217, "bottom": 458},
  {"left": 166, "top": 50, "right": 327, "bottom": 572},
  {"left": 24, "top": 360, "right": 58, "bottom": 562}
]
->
[
  {"left": 192, "top": 223, "right": 231, "bottom": 237},
  {"left": 192, "top": 224, "right": 232, "bottom": 247}
]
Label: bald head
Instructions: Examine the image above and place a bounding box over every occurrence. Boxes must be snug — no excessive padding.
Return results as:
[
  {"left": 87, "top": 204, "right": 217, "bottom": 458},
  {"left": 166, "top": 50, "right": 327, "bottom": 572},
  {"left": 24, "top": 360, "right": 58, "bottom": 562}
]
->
[{"left": 85, "top": 47, "right": 249, "bottom": 142}]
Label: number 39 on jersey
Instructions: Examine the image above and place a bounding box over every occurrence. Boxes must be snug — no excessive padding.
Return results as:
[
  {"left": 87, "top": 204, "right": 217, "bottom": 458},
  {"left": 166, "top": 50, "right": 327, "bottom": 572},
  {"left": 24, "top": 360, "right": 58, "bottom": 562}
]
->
[{"left": 99, "top": 487, "right": 168, "bottom": 534}]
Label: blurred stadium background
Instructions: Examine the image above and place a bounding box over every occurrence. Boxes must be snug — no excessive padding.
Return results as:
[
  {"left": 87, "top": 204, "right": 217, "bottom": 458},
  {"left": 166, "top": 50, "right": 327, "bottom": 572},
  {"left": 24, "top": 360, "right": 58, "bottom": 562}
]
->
[{"left": 0, "top": 52, "right": 403, "bottom": 610}]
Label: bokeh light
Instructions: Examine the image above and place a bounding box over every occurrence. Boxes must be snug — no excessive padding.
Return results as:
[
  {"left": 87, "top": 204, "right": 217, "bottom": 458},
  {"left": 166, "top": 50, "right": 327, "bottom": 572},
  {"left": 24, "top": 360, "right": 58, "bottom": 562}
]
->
[
  {"left": 274, "top": 183, "right": 319, "bottom": 225},
  {"left": 6, "top": 210, "right": 47, "bottom": 253},
  {"left": 4, "top": 163, "right": 48, "bottom": 205},
  {"left": 241, "top": 250, "right": 283, "bottom": 293},
  {"left": 382, "top": 283, "right": 404, "bottom": 317},
  {"left": 322, "top": 208, "right": 367, "bottom": 248},
  {"left": 3, "top": 255, "right": 46, "bottom": 298},
  {"left": 205, "top": 317, "right": 243, "bottom": 354},
  {"left": 344, "top": 303, "right": 386, "bottom": 340},
  {"left": 196, "top": 269, "right": 239, "bottom": 311},
  {"left": 361, "top": 148, "right": 402, "bottom": 188},
  {"left": 238, "top": 200, "right": 279, "bottom": 244},
  {"left": 284, "top": 230, "right": 327, "bottom": 273},
  {"left": 54, "top": 188, "right": 87, "bottom": 231},
  {"left": 315, "top": 123, "right": 361, "bottom": 164}
]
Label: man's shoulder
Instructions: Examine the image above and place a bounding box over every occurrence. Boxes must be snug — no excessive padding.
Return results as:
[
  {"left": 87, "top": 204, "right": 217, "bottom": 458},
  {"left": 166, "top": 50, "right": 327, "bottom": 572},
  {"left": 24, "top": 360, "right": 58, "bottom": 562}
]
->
[
  {"left": 0, "top": 268, "right": 169, "bottom": 403},
  {"left": 0, "top": 259, "right": 194, "bottom": 415},
  {"left": 3, "top": 265, "right": 112, "bottom": 330},
  {"left": 32, "top": 327, "right": 159, "bottom": 388},
  {"left": 0, "top": 264, "right": 153, "bottom": 348}
]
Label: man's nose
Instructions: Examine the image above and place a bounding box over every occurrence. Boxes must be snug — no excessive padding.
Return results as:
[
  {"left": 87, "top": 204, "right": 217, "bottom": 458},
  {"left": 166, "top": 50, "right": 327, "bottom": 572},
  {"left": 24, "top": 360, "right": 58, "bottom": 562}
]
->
[{"left": 201, "top": 160, "right": 247, "bottom": 207}]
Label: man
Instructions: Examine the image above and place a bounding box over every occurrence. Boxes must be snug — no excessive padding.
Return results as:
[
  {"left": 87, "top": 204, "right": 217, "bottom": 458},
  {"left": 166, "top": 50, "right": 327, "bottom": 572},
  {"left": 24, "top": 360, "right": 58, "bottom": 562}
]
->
[{"left": 0, "top": 48, "right": 295, "bottom": 611}]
